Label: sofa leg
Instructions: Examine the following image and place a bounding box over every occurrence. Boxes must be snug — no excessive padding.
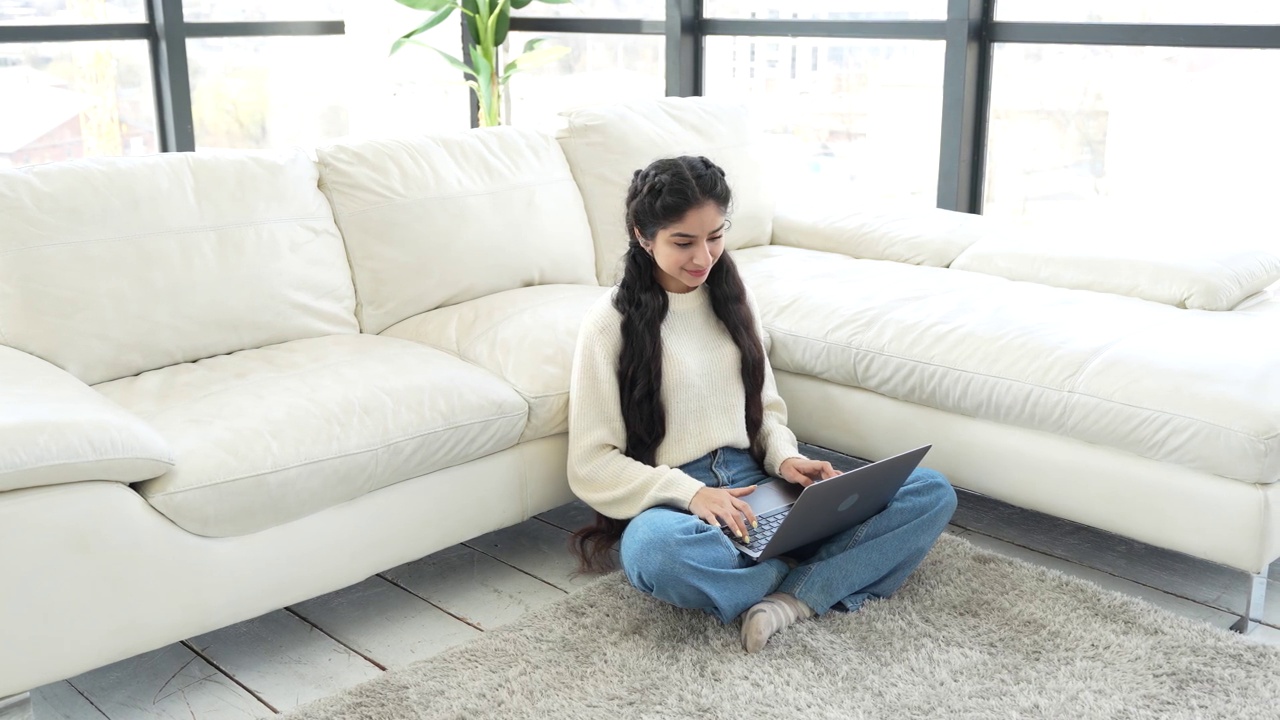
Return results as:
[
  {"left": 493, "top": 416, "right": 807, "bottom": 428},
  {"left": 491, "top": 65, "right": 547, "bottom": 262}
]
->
[
  {"left": 0, "top": 693, "right": 32, "bottom": 720},
  {"left": 1230, "top": 567, "right": 1270, "bottom": 634}
]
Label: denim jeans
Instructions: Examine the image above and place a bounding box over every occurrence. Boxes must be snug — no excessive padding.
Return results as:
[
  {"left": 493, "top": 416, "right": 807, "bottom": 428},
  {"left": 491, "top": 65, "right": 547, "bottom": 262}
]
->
[{"left": 618, "top": 447, "right": 957, "bottom": 624}]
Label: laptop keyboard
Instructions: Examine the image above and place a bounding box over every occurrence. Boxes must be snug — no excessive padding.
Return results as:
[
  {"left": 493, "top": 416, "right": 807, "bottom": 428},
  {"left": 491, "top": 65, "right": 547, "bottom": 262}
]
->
[{"left": 723, "top": 506, "right": 789, "bottom": 553}]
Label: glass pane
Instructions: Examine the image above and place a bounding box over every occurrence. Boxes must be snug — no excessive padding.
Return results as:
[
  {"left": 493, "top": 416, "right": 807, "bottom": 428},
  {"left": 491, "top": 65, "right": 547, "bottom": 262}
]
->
[
  {"left": 983, "top": 44, "right": 1280, "bottom": 250},
  {"left": 341, "top": 3, "right": 471, "bottom": 136},
  {"left": 704, "top": 0, "right": 944, "bottom": 21},
  {"left": 705, "top": 36, "right": 945, "bottom": 207},
  {"left": 188, "top": 36, "right": 352, "bottom": 150},
  {"left": 183, "top": 0, "right": 344, "bottom": 22},
  {"left": 0, "top": 0, "right": 144, "bottom": 24},
  {"left": 503, "top": 32, "right": 664, "bottom": 132},
  {"left": 189, "top": 6, "right": 470, "bottom": 148},
  {"left": 996, "top": 1, "right": 1280, "bottom": 24},
  {"left": 516, "top": 0, "right": 663, "bottom": 20},
  {"left": 0, "top": 41, "right": 156, "bottom": 168}
]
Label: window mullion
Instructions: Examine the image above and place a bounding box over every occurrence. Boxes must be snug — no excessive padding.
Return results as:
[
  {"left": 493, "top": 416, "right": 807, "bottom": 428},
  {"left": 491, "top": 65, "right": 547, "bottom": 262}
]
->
[{"left": 146, "top": 0, "right": 195, "bottom": 152}]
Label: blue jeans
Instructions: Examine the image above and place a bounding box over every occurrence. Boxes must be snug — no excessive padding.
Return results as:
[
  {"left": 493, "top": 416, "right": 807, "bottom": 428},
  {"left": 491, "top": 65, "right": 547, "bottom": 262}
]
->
[{"left": 619, "top": 447, "right": 956, "bottom": 624}]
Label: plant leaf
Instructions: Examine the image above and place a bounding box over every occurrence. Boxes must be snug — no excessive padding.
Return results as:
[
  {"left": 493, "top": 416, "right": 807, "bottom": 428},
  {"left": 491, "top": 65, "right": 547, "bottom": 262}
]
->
[
  {"left": 399, "top": 40, "right": 478, "bottom": 77},
  {"left": 500, "top": 43, "right": 570, "bottom": 83},
  {"left": 390, "top": 5, "right": 458, "bottom": 55},
  {"left": 473, "top": 45, "right": 495, "bottom": 119},
  {"left": 395, "top": 0, "right": 458, "bottom": 9},
  {"left": 493, "top": 2, "right": 511, "bottom": 46},
  {"left": 471, "top": 43, "right": 493, "bottom": 79},
  {"left": 510, "top": 0, "right": 534, "bottom": 7},
  {"left": 461, "top": 0, "right": 481, "bottom": 44}
]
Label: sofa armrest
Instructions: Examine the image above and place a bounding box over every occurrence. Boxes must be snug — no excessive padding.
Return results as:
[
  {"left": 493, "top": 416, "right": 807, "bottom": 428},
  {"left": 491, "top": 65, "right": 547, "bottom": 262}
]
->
[
  {"left": 0, "top": 345, "right": 173, "bottom": 493},
  {"left": 771, "top": 198, "right": 992, "bottom": 267},
  {"left": 952, "top": 235, "right": 1280, "bottom": 311}
]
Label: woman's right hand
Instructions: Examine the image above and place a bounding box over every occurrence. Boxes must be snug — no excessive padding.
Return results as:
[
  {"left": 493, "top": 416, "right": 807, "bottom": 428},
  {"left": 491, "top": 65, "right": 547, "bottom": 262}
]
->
[{"left": 689, "top": 486, "right": 758, "bottom": 543}]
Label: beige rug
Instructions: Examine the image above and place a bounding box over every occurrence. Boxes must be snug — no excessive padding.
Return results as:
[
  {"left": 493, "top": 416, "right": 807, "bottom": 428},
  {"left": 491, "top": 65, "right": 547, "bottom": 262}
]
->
[{"left": 286, "top": 534, "right": 1280, "bottom": 719}]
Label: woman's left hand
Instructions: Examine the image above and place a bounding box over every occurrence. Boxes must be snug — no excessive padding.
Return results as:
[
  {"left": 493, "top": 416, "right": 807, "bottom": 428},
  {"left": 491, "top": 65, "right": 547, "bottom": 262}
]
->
[{"left": 778, "top": 457, "right": 839, "bottom": 487}]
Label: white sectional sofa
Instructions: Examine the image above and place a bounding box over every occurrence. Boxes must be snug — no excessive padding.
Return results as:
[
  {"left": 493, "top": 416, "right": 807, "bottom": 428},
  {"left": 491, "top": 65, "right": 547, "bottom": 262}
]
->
[{"left": 2, "top": 97, "right": 1278, "bottom": 709}]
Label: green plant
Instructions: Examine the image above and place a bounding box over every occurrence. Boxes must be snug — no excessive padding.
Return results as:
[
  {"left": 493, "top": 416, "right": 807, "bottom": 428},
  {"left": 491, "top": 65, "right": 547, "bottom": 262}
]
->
[{"left": 391, "top": 0, "right": 573, "bottom": 127}]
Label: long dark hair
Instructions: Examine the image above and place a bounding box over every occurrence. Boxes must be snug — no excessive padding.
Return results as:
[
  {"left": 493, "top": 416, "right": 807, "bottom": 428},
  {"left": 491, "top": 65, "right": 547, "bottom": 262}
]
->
[{"left": 571, "top": 156, "right": 767, "bottom": 574}]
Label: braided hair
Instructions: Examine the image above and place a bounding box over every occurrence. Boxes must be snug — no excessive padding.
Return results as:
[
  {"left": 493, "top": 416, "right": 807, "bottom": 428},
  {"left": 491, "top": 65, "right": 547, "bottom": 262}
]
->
[{"left": 571, "top": 156, "right": 767, "bottom": 574}]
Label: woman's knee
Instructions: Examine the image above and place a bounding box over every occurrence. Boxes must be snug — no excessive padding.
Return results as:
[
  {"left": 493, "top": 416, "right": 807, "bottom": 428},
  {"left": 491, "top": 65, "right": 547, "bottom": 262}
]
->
[
  {"left": 620, "top": 511, "right": 691, "bottom": 591},
  {"left": 908, "top": 467, "right": 957, "bottom": 520},
  {"left": 620, "top": 511, "right": 734, "bottom": 595}
]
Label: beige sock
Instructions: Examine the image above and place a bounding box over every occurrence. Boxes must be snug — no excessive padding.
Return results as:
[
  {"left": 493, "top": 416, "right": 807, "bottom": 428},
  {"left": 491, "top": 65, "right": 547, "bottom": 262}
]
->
[{"left": 741, "top": 592, "right": 815, "bottom": 653}]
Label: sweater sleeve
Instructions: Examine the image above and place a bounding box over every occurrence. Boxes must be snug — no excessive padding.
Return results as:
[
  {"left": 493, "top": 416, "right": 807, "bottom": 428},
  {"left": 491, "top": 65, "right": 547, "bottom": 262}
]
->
[
  {"left": 566, "top": 295, "right": 707, "bottom": 520},
  {"left": 746, "top": 289, "right": 804, "bottom": 477}
]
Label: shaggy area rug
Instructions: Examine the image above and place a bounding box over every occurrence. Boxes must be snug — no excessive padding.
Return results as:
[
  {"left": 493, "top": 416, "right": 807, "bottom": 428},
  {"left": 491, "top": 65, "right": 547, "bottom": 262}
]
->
[{"left": 286, "top": 534, "right": 1280, "bottom": 719}]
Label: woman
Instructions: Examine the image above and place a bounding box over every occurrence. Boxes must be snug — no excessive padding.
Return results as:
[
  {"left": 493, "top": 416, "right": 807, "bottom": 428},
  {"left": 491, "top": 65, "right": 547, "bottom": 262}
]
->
[{"left": 567, "top": 155, "right": 956, "bottom": 653}]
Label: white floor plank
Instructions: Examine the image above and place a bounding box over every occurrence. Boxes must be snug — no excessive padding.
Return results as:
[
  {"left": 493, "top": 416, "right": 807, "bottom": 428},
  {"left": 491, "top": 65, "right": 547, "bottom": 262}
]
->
[
  {"left": 67, "top": 643, "right": 268, "bottom": 720},
  {"left": 961, "top": 531, "right": 1238, "bottom": 630},
  {"left": 31, "top": 682, "right": 106, "bottom": 720},
  {"left": 290, "top": 576, "right": 482, "bottom": 669},
  {"left": 187, "top": 610, "right": 382, "bottom": 713},
  {"left": 381, "top": 544, "right": 566, "bottom": 631},
  {"left": 466, "top": 518, "right": 600, "bottom": 592}
]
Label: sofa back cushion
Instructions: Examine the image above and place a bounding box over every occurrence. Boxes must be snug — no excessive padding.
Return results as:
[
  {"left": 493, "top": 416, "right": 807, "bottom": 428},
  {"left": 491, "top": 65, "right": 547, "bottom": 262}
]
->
[
  {"left": 557, "top": 96, "right": 775, "bottom": 285},
  {"left": 0, "top": 151, "right": 359, "bottom": 385},
  {"left": 315, "top": 126, "right": 599, "bottom": 335},
  {"left": 772, "top": 202, "right": 992, "bottom": 267}
]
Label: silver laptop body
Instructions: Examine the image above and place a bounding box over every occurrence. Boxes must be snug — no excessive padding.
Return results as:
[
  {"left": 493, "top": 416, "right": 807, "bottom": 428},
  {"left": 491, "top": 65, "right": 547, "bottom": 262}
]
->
[{"left": 723, "top": 445, "right": 932, "bottom": 562}]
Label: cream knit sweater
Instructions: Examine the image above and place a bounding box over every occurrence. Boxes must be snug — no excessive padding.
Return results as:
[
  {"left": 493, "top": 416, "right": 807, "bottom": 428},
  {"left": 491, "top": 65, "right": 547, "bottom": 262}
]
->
[{"left": 567, "top": 285, "right": 802, "bottom": 519}]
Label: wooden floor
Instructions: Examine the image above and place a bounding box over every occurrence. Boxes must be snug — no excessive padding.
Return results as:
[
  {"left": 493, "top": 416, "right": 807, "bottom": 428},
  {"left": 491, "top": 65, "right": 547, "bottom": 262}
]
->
[{"left": 30, "top": 491, "right": 1280, "bottom": 719}]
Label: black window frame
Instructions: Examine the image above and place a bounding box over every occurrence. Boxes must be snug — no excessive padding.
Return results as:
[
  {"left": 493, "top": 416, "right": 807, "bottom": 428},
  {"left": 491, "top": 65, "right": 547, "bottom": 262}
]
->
[
  {"left": 4, "top": 0, "right": 1278, "bottom": 214},
  {"left": 509, "top": 0, "right": 1280, "bottom": 214}
]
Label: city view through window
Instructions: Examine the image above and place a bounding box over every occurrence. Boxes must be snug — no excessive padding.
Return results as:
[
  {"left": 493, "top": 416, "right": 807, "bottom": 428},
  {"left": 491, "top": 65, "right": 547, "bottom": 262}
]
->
[{"left": 1, "top": 0, "right": 1277, "bottom": 252}]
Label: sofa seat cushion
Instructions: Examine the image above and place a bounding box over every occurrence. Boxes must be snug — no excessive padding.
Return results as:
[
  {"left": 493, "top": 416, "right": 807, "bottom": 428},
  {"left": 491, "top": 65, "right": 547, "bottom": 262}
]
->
[
  {"left": 94, "top": 334, "right": 528, "bottom": 537},
  {"left": 381, "top": 284, "right": 609, "bottom": 442},
  {"left": 733, "top": 245, "right": 1280, "bottom": 484}
]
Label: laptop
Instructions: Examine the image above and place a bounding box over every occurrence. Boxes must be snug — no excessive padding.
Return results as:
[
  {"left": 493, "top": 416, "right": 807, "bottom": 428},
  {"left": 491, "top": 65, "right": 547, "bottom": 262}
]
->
[{"left": 721, "top": 445, "right": 932, "bottom": 561}]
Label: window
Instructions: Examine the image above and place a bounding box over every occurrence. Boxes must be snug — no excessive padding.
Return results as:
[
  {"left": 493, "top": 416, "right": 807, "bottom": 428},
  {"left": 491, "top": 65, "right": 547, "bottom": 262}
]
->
[
  {"left": 703, "top": 0, "right": 944, "bottom": 21},
  {"left": 0, "top": 0, "right": 144, "bottom": 24},
  {"left": 996, "top": 1, "right": 1280, "bottom": 24},
  {"left": 0, "top": 41, "right": 155, "bottom": 168},
  {"left": 502, "top": 31, "right": 664, "bottom": 131},
  {"left": 983, "top": 44, "right": 1280, "bottom": 244},
  {"left": 188, "top": 36, "right": 350, "bottom": 150},
  {"left": 516, "top": 0, "right": 663, "bottom": 20},
  {"left": 182, "top": 0, "right": 344, "bottom": 22},
  {"left": 340, "top": 3, "right": 470, "bottom": 136},
  {"left": 4, "top": 0, "right": 1276, "bottom": 242},
  {"left": 705, "top": 36, "right": 945, "bottom": 207}
]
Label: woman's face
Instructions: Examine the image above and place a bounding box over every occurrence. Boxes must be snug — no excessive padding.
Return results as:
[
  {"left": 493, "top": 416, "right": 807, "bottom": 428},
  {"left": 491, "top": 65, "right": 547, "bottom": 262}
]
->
[{"left": 640, "top": 201, "right": 726, "bottom": 294}]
